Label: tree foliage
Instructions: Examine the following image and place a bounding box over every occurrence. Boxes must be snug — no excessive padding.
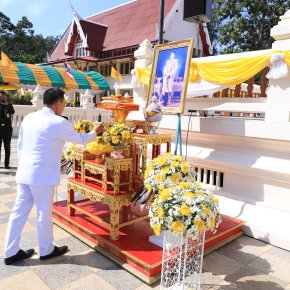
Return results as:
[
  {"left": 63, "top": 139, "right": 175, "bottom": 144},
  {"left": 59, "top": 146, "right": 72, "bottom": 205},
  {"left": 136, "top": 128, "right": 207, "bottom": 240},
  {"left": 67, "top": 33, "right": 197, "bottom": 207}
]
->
[
  {"left": 209, "top": 0, "right": 290, "bottom": 54},
  {"left": 0, "top": 12, "right": 60, "bottom": 64}
]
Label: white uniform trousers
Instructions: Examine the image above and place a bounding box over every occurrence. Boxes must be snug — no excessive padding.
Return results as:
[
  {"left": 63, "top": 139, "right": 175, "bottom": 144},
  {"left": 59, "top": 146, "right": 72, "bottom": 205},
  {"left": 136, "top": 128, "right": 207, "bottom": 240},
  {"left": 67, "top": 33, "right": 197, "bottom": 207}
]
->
[{"left": 4, "top": 184, "right": 55, "bottom": 258}]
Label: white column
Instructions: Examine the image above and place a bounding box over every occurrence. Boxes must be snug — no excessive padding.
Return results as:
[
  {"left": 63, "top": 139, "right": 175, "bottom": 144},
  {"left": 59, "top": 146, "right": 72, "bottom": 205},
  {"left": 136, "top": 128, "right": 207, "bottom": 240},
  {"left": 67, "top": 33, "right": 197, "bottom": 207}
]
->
[
  {"left": 81, "top": 89, "right": 94, "bottom": 109},
  {"left": 129, "top": 39, "right": 154, "bottom": 120},
  {"left": 265, "top": 10, "right": 290, "bottom": 123},
  {"left": 31, "top": 85, "right": 44, "bottom": 110}
]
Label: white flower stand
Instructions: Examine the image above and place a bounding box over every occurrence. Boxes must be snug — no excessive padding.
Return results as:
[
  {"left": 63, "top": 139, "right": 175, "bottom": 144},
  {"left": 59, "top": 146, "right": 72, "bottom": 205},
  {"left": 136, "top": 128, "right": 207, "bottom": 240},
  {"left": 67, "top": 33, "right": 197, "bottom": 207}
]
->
[{"left": 160, "top": 230, "right": 205, "bottom": 290}]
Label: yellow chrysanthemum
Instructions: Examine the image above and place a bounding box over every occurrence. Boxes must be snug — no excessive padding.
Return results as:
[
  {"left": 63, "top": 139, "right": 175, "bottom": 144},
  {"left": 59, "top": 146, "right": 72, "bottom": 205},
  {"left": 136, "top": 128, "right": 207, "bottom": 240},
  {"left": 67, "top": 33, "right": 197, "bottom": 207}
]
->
[
  {"left": 157, "top": 157, "right": 167, "bottom": 166},
  {"left": 210, "top": 196, "right": 219, "bottom": 203},
  {"left": 159, "top": 188, "right": 171, "bottom": 202},
  {"left": 171, "top": 172, "right": 181, "bottom": 183},
  {"left": 203, "top": 207, "right": 211, "bottom": 216},
  {"left": 112, "top": 136, "right": 120, "bottom": 144},
  {"left": 165, "top": 153, "right": 174, "bottom": 157},
  {"left": 174, "top": 155, "right": 183, "bottom": 162},
  {"left": 172, "top": 220, "right": 184, "bottom": 232},
  {"left": 117, "top": 123, "right": 125, "bottom": 128},
  {"left": 194, "top": 218, "right": 205, "bottom": 232},
  {"left": 184, "top": 191, "right": 195, "bottom": 199},
  {"left": 122, "top": 130, "right": 130, "bottom": 139},
  {"left": 196, "top": 190, "right": 205, "bottom": 196},
  {"left": 179, "top": 204, "right": 191, "bottom": 216},
  {"left": 179, "top": 182, "right": 190, "bottom": 189},
  {"left": 157, "top": 206, "right": 164, "bottom": 218},
  {"left": 170, "top": 161, "right": 179, "bottom": 167},
  {"left": 69, "top": 152, "right": 75, "bottom": 159},
  {"left": 153, "top": 223, "right": 162, "bottom": 236},
  {"left": 152, "top": 198, "right": 158, "bottom": 206},
  {"left": 144, "top": 171, "right": 150, "bottom": 179},
  {"left": 162, "top": 166, "right": 170, "bottom": 174},
  {"left": 110, "top": 128, "right": 118, "bottom": 135},
  {"left": 156, "top": 173, "right": 165, "bottom": 183},
  {"left": 145, "top": 184, "right": 152, "bottom": 193},
  {"left": 180, "top": 164, "right": 189, "bottom": 174}
]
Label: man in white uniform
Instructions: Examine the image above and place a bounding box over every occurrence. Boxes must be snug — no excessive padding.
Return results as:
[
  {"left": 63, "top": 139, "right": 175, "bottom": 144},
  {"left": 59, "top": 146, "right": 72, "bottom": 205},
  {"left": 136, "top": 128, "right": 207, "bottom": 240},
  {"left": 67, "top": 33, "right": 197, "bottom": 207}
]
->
[{"left": 4, "top": 88, "right": 104, "bottom": 265}]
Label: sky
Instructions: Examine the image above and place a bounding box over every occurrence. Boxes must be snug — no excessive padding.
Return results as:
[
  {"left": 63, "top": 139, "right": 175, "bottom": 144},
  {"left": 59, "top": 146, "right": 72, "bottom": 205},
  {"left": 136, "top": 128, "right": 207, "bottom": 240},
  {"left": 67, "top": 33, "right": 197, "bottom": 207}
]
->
[{"left": 0, "top": 0, "right": 130, "bottom": 37}]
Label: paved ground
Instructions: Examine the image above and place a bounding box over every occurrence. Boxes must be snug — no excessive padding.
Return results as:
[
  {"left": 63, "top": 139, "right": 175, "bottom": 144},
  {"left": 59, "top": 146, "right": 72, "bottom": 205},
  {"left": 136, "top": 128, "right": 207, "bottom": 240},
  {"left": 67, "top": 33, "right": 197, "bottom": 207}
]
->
[{"left": 0, "top": 137, "right": 290, "bottom": 290}]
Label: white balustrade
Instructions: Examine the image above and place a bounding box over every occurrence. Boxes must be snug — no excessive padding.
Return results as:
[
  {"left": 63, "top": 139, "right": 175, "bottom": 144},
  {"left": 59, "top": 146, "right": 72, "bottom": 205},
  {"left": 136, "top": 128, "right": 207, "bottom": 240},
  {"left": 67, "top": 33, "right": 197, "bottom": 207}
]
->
[{"left": 12, "top": 105, "right": 111, "bottom": 136}]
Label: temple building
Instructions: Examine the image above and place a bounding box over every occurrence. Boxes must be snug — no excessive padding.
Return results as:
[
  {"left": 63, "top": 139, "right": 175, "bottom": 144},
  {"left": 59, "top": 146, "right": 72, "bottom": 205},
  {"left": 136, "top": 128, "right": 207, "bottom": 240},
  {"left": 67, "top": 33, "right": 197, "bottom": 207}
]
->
[{"left": 48, "top": 0, "right": 212, "bottom": 96}]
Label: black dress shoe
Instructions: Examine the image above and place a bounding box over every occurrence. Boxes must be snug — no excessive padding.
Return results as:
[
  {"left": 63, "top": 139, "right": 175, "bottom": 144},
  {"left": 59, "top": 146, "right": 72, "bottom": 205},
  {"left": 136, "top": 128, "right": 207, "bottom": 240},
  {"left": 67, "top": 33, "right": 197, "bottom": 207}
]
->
[
  {"left": 4, "top": 249, "right": 35, "bottom": 265},
  {"left": 5, "top": 165, "right": 11, "bottom": 169},
  {"left": 40, "top": 245, "right": 69, "bottom": 260}
]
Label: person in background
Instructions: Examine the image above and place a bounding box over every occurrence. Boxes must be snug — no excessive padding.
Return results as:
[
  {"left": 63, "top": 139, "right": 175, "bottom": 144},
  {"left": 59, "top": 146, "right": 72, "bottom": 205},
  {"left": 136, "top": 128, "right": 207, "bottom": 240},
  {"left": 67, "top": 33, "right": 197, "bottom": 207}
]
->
[
  {"left": 0, "top": 91, "right": 15, "bottom": 169},
  {"left": 4, "top": 88, "right": 104, "bottom": 265}
]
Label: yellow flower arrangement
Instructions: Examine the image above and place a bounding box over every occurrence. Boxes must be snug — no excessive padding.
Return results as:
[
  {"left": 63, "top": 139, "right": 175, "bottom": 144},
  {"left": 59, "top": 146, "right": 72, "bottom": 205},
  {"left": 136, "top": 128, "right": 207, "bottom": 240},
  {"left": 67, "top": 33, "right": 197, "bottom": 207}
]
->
[
  {"left": 86, "top": 136, "right": 112, "bottom": 156},
  {"left": 103, "top": 122, "right": 132, "bottom": 146},
  {"left": 74, "top": 120, "right": 94, "bottom": 133}
]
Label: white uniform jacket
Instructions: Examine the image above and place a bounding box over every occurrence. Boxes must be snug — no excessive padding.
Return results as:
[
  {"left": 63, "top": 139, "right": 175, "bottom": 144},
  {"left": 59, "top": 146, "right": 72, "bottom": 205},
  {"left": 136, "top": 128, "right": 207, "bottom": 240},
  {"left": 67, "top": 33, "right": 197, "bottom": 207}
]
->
[{"left": 16, "top": 107, "right": 96, "bottom": 185}]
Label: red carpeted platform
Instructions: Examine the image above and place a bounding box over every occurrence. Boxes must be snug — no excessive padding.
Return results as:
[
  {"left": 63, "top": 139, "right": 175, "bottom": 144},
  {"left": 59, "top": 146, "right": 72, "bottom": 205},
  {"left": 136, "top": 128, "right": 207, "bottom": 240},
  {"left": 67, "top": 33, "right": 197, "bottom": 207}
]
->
[{"left": 52, "top": 200, "right": 244, "bottom": 284}]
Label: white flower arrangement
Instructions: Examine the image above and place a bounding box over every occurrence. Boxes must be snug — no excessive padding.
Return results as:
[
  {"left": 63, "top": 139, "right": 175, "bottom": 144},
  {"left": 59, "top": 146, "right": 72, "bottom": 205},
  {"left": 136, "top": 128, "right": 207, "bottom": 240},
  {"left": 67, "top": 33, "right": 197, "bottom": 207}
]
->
[
  {"left": 144, "top": 153, "right": 196, "bottom": 193},
  {"left": 149, "top": 182, "right": 222, "bottom": 238},
  {"left": 61, "top": 143, "right": 84, "bottom": 174},
  {"left": 144, "top": 153, "right": 222, "bottom": 237}
]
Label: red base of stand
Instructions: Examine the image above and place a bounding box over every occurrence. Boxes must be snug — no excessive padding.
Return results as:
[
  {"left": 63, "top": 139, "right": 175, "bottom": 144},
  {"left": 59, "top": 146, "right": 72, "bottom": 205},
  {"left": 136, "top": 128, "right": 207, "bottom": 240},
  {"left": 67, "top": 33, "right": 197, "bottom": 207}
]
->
[{"left": 52, "top": 200, "right": 244, "bottom": 285}]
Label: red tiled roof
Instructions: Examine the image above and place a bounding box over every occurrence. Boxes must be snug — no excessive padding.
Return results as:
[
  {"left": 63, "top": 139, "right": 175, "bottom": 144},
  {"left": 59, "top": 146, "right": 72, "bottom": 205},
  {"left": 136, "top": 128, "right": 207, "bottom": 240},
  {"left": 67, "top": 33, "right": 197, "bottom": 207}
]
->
[{"left": 50, "top": 0, "right": 176, "bottom": 61}]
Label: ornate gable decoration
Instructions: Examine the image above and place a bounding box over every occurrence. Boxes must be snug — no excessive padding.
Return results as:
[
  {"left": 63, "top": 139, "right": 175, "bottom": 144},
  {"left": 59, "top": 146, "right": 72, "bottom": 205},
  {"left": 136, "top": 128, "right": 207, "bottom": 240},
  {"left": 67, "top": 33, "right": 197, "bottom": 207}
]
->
[{"left": 65, "top": 10, "right": 88, "bottom": 55}]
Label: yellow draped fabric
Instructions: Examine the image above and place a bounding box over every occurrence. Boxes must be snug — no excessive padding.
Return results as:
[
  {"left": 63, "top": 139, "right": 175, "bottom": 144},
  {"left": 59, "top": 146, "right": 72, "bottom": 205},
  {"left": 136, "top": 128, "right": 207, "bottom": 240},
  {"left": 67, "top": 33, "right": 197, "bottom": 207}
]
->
[
  {"left": 135, "top": 50, "right": 290, "bottom": 87},
  {"left": 26, "top": 64, "right": 52, "bottom": 87},
  {"left": 189, "top": 50, "right": 278, "bottom": 85},
  {"left": 135, "top": 66, "right": 152, "bottom": 86}
]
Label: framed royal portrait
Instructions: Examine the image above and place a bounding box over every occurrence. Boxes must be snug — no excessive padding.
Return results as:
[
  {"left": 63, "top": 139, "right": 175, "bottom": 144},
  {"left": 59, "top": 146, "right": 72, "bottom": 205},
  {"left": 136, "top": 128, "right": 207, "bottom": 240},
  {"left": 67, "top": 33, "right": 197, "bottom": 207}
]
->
[{"left": 146, "top": 38, "right": 194, "bottom": 114}]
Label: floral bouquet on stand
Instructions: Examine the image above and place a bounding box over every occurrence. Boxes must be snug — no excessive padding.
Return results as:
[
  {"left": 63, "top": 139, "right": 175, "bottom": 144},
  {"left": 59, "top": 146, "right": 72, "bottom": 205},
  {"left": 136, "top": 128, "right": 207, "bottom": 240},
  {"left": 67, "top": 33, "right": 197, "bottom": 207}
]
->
[
  {"left": 139, "top": 153, "right": 222, "bottom": 290},
  {"left": 103, "top": 122, "right": 132, "bottom": 158},
  {"left": 86, "top": 136, "right": 112, "bottom": 163},
  {"left": 149, "top": 181, "right": 222, "bottom": 237}
]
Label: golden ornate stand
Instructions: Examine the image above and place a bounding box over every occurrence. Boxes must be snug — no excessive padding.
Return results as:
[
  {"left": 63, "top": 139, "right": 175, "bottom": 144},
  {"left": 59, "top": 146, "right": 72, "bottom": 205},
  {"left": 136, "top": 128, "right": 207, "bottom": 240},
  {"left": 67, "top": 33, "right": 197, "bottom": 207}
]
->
[
  {"left": 74, "top": 150, "right": 95, "bottom": 180},
  {"left": 132, "top": 134, "right": 172, "bottom": 184},
  {"left": 84, "top": 157, "right": 133, "bottom": 194},
  {"left": 67, "top": 178, "right": 147, "bottom": 240}
]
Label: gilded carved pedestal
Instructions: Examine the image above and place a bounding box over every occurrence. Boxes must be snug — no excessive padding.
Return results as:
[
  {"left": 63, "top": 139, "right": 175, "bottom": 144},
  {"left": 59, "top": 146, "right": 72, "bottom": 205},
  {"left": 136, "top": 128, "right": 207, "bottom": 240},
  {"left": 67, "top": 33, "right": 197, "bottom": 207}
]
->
[{"left": 132, "top": 134, "right": 172, "bottom": 184}]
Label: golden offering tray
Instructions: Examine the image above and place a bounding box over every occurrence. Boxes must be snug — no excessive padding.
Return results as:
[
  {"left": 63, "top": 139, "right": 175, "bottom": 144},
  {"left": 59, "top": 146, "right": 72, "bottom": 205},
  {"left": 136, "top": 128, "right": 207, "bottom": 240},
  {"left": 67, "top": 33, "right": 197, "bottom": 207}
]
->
[{"left": 67, "top": 178, "right": 147, "bottom": 240}]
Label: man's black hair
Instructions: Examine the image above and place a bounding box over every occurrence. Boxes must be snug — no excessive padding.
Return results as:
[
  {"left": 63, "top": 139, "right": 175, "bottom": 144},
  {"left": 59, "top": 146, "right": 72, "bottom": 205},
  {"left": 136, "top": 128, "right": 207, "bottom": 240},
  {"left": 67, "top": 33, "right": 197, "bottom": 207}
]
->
[{"left": 43, "top": 88, "right": 65, "bottom": 105}]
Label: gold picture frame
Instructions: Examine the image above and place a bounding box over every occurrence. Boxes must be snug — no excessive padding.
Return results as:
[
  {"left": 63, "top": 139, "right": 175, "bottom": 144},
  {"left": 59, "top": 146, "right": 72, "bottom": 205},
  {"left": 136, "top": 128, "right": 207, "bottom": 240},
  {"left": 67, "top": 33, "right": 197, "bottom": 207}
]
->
[{"left": 146, "top": 38, "right": 194, "bottom": 114}]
